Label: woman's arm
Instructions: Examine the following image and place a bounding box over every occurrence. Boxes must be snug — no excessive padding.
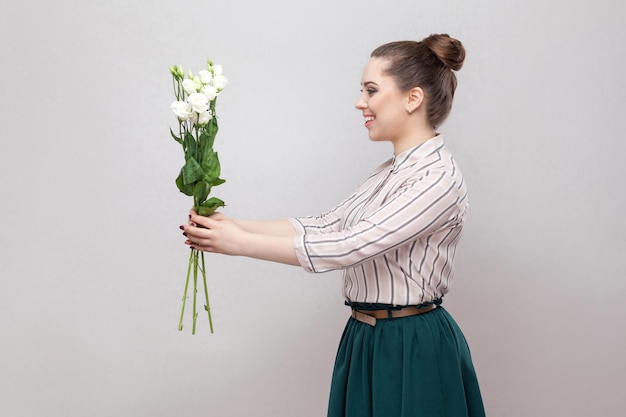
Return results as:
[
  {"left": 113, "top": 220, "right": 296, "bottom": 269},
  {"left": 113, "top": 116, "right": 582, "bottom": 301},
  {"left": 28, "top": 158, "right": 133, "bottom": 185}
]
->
[
  {"left": 181, "top": 211, "right": 300, "bottom": 266},
  {"left": 234, "top": 218, "right": 296, "bottom": 237},
  {"left": 294, "top": 171, "right": 468, "bottom": 272}
]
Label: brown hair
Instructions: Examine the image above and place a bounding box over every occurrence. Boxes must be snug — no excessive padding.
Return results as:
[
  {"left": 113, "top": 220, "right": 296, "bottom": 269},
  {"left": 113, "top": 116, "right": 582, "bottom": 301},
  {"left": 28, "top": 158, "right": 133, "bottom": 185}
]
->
[{"left": 371, "top": 33, "right": 465, "bottom": 128}]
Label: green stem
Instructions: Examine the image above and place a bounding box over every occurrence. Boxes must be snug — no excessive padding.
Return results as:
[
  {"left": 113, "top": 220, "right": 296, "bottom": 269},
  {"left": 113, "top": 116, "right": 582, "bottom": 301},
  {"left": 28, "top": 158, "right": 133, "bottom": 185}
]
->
[
  {"left": 179, "top": 123, "right": 185, "bottom": 153},
  {"left": 192, "top": 249, "right": 199, "bottom": 335},
  {"left": 172, "top": 77, "right": 178, "bottom": 100},
  {"left": 178, "top": 248, "right": 194, "bottom": 331},
  {"left": 194, "top": 125, "right": 200, "bottom": 163},
  {"left": 200, "top": 252, "right": 214, "bottom": 333}
]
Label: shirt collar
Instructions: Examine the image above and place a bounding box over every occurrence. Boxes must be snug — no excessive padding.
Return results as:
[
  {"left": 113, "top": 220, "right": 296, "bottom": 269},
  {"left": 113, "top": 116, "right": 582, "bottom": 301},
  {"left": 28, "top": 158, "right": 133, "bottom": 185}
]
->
[{"left": 391, "top": 134, "right": 444, "bottom": 173}]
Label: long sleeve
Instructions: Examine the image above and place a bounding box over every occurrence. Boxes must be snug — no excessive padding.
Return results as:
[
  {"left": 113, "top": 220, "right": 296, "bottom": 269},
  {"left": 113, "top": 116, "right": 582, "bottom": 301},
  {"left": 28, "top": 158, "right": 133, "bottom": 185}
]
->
[
  {"left": 287, "top": 192, "right": 355, "bottom": 236},
  {"left": 294, "top": 168, "right": 466, "bottom": 272},
  {"left": 289, "top": 135, "right": 468, "bottom": 306},
  {"left": 288, "top": 160, "right": 391, "bottom": 235}
]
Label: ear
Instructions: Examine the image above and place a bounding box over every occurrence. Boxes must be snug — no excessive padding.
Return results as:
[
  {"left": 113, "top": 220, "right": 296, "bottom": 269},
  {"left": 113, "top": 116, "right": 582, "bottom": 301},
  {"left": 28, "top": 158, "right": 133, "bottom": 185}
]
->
[{"left": 406, "top": 87, "right": 425, "bottom": 114}]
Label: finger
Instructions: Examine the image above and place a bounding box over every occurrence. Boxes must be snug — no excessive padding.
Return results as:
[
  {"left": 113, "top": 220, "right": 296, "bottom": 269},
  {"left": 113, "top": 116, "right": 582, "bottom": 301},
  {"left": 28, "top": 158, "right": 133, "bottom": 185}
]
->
[
  {"left": 188, "top": 240, "right": 215, "bottom": 253},
  {"left": 190, "top": 213, "right": 221, "bottom": 230},
  {"left": 189, "top": 212, "right": 212, "bottom": 228},
  {"left": 180, "top": 224, "right": 211, "bottom": 244},
  {"left": 187, "top": 209, "right": 200, "bottom": 226},
  {"left": 186, "top": 238, "right": 203, "bottom": 248},
  {"left": 186, "top": 235, "right": 210, "bottom": 248}
]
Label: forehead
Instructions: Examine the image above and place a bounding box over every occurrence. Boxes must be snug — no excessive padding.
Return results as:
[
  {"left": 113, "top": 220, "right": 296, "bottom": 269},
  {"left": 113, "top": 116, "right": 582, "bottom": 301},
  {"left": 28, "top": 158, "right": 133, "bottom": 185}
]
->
[{"left": 361, "top": 57, "right": 392, "bottom": 84}]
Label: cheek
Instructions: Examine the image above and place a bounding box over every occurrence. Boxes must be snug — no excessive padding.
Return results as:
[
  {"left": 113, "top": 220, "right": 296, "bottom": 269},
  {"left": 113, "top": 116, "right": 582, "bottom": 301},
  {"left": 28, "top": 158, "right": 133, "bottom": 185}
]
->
[{"left": 372, "top": 93, "right": 396, "bottom": 115}]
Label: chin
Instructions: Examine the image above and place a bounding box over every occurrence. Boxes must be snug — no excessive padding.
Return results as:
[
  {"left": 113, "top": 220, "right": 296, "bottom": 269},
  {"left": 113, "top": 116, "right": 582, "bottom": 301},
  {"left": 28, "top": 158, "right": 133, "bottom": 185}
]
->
[{"left": 368, "top": 134, "right": 386, "bottom": 143}]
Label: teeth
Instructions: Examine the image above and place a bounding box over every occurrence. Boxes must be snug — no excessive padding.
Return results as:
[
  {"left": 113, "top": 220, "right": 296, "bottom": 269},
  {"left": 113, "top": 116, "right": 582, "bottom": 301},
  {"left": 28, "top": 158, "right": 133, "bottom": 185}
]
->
[{"left": 365, "top": 116, "right": 375, "bottom": 122}]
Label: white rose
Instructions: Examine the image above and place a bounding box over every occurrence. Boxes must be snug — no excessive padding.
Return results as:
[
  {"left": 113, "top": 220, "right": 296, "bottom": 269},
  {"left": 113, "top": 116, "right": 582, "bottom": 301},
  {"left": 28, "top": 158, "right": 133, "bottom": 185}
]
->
[
  {"left": 198, "top": 70, "right": 212, "bottom": 85},
  {"left": 212, "top": 65, "right": 223, "bottom": 76},
  {"left": 202, "top": 85, "right": 218, "bottom": 101},
  {"left": 170, "top": 101, "right": 193, "bottom": 121},
  {"left": 197, "top": 110, "right": 213, "bottom": 126},
  {"left": 212, "top": 74, "right": 228, "bottom": 91},
  {"left": 182, "top": 79, "right": 198, "bottom": 95},
  {"left": 187, "top": 92, "right": 209, "bottom": 113}
]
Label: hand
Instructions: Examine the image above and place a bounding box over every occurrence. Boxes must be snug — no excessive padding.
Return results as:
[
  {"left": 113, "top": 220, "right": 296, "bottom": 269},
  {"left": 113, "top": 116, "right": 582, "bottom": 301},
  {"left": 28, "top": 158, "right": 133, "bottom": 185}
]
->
[{"left": 180, "top": 210, "right": 249, "bottom": 256}]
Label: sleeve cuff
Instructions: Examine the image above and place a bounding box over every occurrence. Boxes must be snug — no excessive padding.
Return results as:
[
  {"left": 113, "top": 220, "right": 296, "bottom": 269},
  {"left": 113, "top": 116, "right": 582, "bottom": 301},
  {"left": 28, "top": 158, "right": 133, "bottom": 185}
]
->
[
  {"left": 288, "top": 218, "right": 315, "bottom": 272},
  {"left": 287, "top": 217, "right": 305, "bottom": 235}
]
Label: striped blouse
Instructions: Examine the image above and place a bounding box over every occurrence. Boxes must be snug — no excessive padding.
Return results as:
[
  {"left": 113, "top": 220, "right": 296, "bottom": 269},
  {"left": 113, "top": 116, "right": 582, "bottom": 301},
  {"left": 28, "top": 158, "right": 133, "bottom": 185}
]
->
[{"left": 288, "top": 135, "right": 468, "bottom": 306}]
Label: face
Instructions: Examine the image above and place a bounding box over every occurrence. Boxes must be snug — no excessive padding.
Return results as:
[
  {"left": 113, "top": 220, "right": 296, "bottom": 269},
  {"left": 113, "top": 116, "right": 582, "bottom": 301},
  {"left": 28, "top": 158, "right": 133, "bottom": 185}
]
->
[{"left": 355, "top": 57, "right": 411, "bottom": 143}]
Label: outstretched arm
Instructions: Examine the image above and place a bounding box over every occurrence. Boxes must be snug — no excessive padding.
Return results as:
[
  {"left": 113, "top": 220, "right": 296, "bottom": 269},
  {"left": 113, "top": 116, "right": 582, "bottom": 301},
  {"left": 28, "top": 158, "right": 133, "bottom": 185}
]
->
[
  {"left": 234, "top": 218, "right": 297, "bottom": 237},
  {"left": 181, "top": 211, "right": 300, "bottom": 267}
]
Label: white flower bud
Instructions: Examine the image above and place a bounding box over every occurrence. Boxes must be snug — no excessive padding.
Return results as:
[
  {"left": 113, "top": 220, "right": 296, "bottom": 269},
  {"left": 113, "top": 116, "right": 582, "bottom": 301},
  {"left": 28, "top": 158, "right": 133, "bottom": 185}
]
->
[
  {"left": 202, "top": 85, "right": 218, "bottom": 101},
  {"left": 212, "top": 74, "right": 228, "bottom": 91},
  {"left": 182, "top": 79, "right": 197, "bottom": 95},
  {"left": 198, "top": 70, "right": 212, "bottom": 85}
]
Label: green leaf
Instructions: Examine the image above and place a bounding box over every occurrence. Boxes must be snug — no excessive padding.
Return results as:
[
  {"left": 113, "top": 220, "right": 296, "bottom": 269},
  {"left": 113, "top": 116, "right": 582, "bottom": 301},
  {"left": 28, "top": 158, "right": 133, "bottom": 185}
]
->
[
  {"left": 181, "top": 157, "right": 204, "bottom": 185},
  {"left": 198, "top": 130, "right": 212, "bottom": 168},
  {"left": 211, "top": 178, "right": 226, "bottom": 187},
  {"left": 170, "top": 127, "right": 183, "bottom": 144},
  {"left": 203, "top": 151, "right": 222, "bottom": 184},
  {"left": 206, "top": 118, "right": 219, "bottom": 149},
  {"left": 193, "top": 180, "right": 211, "bottom": 204},
  {"left": 197, "top": 197, "right": 225, "bottom": 216},
  {"left": 176, "top": 170, "right": 193, "bottom": 196},
  {"left": 183, "top": 131, "right": 197, "bottom": 157}
]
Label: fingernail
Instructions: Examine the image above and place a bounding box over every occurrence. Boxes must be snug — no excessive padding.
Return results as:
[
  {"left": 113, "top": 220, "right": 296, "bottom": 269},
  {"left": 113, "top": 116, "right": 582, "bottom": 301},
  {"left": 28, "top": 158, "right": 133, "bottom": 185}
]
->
[
  {"left": 179, "top": 225, "right": 184, "bottom": 230},
  {"left": 182, "top": 232, "right": 187, "bottom": 237}
]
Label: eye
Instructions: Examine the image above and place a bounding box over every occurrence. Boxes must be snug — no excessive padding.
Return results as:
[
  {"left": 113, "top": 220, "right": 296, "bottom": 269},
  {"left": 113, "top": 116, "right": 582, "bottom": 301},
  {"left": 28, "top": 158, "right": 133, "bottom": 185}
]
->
[{"left": 366, "top": 88, "right": 377, "bottom": 96}]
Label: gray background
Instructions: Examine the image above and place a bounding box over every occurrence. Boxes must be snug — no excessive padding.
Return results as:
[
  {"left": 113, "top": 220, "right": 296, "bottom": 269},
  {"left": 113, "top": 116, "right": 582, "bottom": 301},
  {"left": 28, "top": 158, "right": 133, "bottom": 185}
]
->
[{"left": 1, "top": 0, "right": 624, "bottom": 416}]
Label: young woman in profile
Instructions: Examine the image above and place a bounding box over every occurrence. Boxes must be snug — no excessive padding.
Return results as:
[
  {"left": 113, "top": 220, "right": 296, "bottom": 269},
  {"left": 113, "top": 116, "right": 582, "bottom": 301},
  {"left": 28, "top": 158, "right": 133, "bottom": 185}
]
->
[{"left": 181, "top": 33, "right": 486, "bottom": 417}]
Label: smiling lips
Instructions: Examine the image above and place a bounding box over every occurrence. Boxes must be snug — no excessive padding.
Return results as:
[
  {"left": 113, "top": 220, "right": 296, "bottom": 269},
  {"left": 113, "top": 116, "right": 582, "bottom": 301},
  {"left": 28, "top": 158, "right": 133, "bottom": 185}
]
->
[{"left": 364, "top": 115, "right": 375, "bottom": 127}]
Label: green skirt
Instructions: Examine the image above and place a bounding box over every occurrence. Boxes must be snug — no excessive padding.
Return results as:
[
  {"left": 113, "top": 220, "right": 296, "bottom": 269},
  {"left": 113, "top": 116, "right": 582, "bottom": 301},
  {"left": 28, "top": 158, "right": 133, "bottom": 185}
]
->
[{"left": 327, "top": 306, "right": 485, "bottom": 417}]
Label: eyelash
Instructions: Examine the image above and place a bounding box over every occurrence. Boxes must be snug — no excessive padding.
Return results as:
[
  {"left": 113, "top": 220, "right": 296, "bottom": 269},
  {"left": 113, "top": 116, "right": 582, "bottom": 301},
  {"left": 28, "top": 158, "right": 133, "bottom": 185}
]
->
[{"left": 361, "top": 88, "right": 377, "bottom": 96}]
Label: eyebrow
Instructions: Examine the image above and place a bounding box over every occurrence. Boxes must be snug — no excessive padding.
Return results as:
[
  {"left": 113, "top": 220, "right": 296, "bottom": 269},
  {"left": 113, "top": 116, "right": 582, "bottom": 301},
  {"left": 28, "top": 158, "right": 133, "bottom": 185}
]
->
[{"left": 361, "top": 81, "right": 379, "bottom": 87}]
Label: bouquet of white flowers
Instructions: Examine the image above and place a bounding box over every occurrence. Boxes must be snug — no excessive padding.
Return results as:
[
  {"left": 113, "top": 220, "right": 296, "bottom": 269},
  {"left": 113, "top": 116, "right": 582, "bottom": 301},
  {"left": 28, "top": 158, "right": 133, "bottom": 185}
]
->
[{"left": 169, "top": 59, "right": 228, "bottom": 334}]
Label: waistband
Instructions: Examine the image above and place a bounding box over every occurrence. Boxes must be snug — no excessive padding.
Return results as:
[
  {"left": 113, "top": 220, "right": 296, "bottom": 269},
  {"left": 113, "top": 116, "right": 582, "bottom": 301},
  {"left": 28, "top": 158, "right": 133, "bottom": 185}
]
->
[
  {"left": 349, "top": 301, "right": 440, "bottom": 327},
  {"left": 345, "top": 298, "right": 442, "bottom": 311}
]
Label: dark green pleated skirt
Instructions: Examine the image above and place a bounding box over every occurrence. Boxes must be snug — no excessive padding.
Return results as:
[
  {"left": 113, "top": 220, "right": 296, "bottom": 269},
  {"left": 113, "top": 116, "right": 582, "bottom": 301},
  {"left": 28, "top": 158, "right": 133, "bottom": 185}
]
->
[{"left": 327, "top": 306, "right": 485, "bottom": 417}]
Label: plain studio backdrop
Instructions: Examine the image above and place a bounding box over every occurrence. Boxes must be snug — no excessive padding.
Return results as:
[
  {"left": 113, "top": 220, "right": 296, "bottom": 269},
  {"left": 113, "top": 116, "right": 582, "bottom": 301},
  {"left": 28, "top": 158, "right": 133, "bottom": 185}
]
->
[{"left": 1, "top": 0, "right": 624, "bottom": 416}]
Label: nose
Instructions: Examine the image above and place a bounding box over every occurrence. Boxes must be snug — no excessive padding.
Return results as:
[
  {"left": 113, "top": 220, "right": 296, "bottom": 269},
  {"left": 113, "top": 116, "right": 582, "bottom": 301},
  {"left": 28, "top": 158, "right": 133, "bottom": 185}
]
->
[{"left": 355, "top": 94, "right": 367, "bottom": 110}]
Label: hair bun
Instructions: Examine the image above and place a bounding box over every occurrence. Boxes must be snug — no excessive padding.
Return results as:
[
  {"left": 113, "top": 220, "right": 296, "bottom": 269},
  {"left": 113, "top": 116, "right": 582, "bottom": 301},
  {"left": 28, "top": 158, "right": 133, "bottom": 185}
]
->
[{"left": 422, "top": 34, "right": 465, "bottom": 71}]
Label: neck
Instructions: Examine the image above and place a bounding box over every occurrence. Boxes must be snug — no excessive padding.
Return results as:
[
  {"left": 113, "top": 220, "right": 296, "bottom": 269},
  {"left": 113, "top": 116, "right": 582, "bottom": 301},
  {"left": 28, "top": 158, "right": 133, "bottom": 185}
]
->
[{"left": 393, "top": 127, "right": 437, "bottom": 155}]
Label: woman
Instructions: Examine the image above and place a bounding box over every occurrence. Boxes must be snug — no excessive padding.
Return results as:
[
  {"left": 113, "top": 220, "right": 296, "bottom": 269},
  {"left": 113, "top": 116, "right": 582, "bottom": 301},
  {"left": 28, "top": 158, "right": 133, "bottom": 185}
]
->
[{"left": 181, "top": 33, "right": 485, "bottom": 417}]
